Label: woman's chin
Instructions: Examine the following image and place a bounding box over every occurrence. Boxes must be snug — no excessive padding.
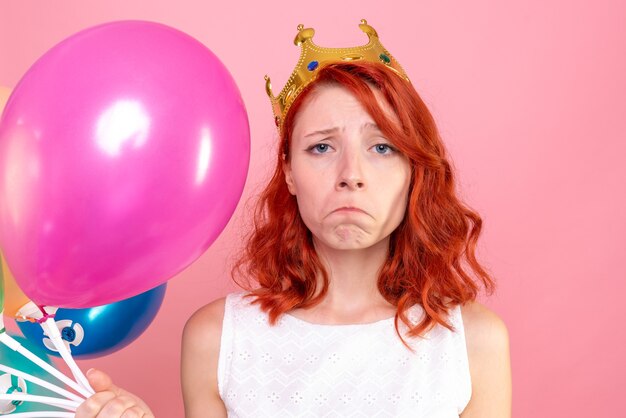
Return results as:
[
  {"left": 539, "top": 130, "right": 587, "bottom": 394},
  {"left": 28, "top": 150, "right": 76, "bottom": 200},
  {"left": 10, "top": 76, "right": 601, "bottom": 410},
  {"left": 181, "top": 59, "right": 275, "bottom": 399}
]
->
[{"left": 316, "top": 234, "right": 385, "bottom": 252}]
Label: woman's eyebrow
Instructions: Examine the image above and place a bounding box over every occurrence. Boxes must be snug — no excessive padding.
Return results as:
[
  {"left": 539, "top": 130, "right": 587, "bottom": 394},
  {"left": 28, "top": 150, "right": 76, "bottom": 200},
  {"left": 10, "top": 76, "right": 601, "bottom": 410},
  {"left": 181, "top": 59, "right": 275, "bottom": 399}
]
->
[
  {"left": 304, "top": 127, "right": 340, "bottom": 138},
  {"left": 304, "top": 122, "right": 380, "bottom": 138},
  {"left": 361, "top": 122, "right": 381, "bottom": 132}
]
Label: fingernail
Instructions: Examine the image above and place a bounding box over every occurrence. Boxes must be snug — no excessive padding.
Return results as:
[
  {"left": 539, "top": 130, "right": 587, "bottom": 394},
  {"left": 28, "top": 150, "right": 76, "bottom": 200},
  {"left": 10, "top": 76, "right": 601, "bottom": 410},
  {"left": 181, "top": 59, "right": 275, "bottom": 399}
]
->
[{"left": 86, "top": 368, "right": 95, "bottom": 376}]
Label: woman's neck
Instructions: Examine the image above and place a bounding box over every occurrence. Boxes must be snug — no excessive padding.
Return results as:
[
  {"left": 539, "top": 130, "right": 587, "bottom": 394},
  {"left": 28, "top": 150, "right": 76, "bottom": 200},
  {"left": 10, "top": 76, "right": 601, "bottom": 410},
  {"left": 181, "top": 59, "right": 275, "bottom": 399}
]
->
[{"left": 295, "top": 236, "right": 395, "bottom": 323}]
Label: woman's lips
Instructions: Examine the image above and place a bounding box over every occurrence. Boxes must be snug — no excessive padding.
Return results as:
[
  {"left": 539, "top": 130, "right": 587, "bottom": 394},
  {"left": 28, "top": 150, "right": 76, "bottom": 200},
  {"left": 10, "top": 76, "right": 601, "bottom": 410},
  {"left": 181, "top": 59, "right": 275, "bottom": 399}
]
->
[{"left": 332, "top": 207, "right": 366, "bottom": 214}]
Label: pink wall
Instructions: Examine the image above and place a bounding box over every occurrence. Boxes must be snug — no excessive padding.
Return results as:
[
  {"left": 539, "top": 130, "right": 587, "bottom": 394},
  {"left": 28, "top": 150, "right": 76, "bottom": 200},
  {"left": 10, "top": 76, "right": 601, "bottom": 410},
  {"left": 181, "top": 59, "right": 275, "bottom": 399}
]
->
[{"left": 1, "top": 1, "right": 624, "bottom": 416}]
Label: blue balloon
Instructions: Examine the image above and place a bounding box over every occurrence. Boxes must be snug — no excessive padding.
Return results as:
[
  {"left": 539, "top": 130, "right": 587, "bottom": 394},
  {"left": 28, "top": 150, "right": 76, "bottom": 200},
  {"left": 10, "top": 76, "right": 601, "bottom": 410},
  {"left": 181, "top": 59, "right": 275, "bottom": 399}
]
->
[{"left": 17, "top": 284, "right": 166, "bottom": 359}]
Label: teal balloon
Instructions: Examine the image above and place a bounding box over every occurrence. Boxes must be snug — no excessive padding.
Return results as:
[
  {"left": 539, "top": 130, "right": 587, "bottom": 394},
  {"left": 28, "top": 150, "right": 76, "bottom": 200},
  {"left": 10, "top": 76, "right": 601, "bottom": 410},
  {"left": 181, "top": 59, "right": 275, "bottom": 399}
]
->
[{"left": 0, "top": 334, "right": 65, "bottom": 413}]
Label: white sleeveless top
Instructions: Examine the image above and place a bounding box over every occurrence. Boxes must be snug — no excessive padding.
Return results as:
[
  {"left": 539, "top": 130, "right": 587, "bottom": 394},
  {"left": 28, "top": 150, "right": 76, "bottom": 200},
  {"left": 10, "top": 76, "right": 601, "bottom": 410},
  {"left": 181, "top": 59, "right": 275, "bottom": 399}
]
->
[{"left": 217, "top": 292, "right": 471, "bottom": 417}]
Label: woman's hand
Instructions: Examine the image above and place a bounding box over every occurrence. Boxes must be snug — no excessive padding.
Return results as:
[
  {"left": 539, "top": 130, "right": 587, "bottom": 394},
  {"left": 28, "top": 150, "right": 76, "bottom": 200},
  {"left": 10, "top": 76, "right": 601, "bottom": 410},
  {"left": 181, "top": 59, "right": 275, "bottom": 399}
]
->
[{"left": 75, "top": 368, "right": 155, "bottom": 418}]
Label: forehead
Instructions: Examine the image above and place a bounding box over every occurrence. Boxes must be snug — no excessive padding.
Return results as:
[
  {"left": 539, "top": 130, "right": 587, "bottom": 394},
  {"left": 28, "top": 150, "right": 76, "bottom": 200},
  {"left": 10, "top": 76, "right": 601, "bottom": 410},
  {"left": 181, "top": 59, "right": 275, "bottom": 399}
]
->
[{"left": 291, "top": 83, "right": 392, "bottom": 138}]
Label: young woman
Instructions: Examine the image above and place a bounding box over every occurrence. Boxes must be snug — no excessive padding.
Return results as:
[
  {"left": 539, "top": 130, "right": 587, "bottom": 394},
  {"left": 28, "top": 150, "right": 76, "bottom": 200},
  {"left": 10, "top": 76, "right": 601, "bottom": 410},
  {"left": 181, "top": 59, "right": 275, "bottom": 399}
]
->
[{"left": 76, "top": 22, "right": 511, "bottom": 418}]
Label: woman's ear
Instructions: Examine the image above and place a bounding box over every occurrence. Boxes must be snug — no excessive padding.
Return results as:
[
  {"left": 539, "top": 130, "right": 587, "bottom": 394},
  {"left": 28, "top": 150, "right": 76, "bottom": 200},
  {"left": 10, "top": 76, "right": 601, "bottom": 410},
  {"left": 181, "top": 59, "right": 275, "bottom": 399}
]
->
[{"left": 283, "top": 159, "right": 296, "bottom": 195}]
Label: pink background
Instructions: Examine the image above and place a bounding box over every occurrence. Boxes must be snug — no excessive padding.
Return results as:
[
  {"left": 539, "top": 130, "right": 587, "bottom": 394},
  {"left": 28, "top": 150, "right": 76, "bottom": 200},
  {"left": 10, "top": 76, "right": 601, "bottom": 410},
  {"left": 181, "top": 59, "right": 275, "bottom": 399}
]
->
[{"left": 1, "top": 0, "right": 624, "bottom": 416}]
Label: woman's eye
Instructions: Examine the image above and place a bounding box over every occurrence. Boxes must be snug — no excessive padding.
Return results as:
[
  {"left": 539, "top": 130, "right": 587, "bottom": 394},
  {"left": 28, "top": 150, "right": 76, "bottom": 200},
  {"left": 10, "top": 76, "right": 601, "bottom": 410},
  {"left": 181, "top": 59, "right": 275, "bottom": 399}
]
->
[
  {"left": 308, "top": 143, "right": 331, "bottom": 154},
  {"left": 373, "top": 144, "right": 395, "bottom": 155}
]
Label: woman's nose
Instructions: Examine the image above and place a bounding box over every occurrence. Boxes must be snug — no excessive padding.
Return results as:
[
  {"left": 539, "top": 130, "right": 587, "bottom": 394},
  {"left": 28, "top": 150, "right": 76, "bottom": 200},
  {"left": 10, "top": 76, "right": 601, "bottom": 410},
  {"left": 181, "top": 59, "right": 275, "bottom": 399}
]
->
[
  {"left": 338, "top": 176, "right": 364, "bottom": 190},
  {"left": 336, "top": 149, "right": 365, "bottom": 191}
]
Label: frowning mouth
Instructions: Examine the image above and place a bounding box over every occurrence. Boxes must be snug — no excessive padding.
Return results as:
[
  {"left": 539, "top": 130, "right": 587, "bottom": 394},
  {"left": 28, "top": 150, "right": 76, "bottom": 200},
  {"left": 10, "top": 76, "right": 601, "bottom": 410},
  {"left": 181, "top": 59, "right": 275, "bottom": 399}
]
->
[{"left": 332, "top": 207, "right": 367, "bottom": 214}]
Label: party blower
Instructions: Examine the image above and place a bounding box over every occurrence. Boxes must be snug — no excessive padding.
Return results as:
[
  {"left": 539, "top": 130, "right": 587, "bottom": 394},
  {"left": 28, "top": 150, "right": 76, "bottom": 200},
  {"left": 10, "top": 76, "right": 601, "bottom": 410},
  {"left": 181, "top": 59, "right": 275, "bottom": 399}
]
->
[{"left": 0, "top": 20, "right": 250, "bottom": 415}]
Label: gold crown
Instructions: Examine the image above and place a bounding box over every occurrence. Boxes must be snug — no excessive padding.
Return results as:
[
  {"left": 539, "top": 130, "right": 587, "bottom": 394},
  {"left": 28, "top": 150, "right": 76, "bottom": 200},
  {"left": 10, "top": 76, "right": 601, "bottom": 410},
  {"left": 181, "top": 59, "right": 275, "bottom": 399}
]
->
[{"left": 264, "top": 19, "right": 410, "bottom": 134}]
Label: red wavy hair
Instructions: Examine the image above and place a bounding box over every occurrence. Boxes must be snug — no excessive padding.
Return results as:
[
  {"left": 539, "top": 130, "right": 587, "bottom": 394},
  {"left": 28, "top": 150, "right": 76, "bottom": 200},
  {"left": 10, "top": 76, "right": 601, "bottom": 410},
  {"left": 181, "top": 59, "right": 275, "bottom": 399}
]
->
[{"left": 233, "top": 61, "right": 494, "bottom": 340}]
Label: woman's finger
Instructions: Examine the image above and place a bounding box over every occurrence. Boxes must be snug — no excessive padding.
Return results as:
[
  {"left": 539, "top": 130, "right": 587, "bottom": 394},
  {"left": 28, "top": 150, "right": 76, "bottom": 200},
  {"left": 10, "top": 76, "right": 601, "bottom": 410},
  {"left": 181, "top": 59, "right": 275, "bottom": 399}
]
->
[
  {"left": 75, "top": 391, "right": 116, "bottom": 417},
  {"left": 95, "top": 394, "right": 138, "bottom": 418},
  {"left": 120, "top": 406, "right": 151, "bottom": 418},
  {"left": 87, "top": 368, "right": 121, "bottom": 394}
]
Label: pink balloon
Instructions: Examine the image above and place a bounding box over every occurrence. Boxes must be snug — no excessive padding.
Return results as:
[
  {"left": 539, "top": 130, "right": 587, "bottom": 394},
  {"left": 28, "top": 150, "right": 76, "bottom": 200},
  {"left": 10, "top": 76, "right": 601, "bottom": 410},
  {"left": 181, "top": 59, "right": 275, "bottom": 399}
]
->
[{"left": 0, "top": 21, "right": 249, "bottom": 308}]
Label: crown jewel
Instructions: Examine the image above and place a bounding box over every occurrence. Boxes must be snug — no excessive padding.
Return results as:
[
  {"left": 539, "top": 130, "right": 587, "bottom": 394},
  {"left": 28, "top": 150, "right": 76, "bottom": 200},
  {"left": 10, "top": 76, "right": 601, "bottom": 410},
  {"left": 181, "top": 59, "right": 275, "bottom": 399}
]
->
[{"left": 264, "top": 19, "right": 410, "bottom": 134}]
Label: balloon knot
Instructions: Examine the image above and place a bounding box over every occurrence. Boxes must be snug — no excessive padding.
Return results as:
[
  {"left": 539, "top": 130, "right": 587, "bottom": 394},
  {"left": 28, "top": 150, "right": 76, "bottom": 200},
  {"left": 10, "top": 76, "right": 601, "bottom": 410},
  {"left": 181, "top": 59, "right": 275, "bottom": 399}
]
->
[
  {"left": 35, "top": 312, "right": 56, "bottom": 323},
  {"left": 61, "top": 325, "right": 77, "bottom": 342}
]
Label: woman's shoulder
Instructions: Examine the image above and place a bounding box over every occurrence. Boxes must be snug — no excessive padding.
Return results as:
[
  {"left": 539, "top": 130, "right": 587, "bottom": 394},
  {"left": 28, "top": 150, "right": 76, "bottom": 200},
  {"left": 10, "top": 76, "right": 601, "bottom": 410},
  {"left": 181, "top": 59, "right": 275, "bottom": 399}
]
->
[
  {"left": 460, "top": 301, "right": 509, "bottom": 352},
  {"left": 183, "top": 296, "right": 227, "bottom": 341},
  {"left": 459, "top": 301, "right": 512, "bottom": 418},
  {"left": 182, "top": 291, "right": 253, "bottom": 351},
  {"left": 181, "top": 296, "right": 229, "bottom": 416},
  {"left": 181, "top": 296, "right": 227, "bottom": 376}
]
